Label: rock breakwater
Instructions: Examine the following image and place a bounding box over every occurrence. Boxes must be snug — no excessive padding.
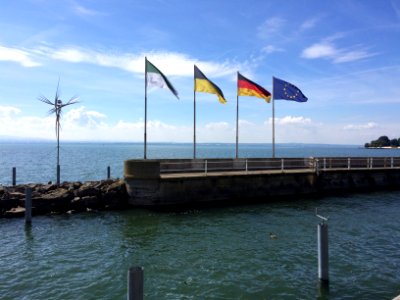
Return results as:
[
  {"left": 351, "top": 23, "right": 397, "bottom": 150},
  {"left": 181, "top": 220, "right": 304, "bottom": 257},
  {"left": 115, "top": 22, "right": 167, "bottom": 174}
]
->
[{"left": 0, "top": 179, "right": 129, "bottom": 218}]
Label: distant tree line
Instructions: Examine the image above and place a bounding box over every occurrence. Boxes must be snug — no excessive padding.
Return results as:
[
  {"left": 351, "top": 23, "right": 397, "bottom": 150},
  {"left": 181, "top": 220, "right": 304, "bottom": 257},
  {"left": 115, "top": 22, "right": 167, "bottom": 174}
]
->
[{"left": 364, "top": 136, "right": 400, "bottom": 148}]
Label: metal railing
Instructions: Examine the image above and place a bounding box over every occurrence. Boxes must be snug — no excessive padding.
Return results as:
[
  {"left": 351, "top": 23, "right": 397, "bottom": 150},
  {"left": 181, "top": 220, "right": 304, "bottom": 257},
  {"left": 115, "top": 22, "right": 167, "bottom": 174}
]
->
[{"left": 159, "top": 157, "right": 400, "bottom": 175}]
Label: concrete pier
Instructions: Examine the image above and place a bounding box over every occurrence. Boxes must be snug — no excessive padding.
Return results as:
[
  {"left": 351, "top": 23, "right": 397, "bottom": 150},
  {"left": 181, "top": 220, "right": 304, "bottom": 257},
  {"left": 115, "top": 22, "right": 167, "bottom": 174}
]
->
[{"left": 124, "top": 157, "right": 400, "bottom": 207}]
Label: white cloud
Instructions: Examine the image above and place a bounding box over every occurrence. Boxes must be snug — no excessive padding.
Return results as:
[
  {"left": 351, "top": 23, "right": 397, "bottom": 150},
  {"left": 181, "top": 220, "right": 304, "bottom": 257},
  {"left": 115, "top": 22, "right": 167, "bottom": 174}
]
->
[
  {"left": 300, "top": 17, "right": 320, "bottom": 31},
  {"left": 0, "top": 105, "right": 21, "bottom": 117},
  {"left": 301, "top": 42, "right": 337, "bottom": 59},
  {"left": 0, "top": 46, "right": 41, "bottom": 67},
  {"left": 205, "top": 122, "right": 230, "bottom": 131},
  {"left": 262, "top": 45, "right": 284, "bottom": 54},
  {"left": 38, "top": 46, "right": 248, "bottom": 77},
  {"left": 343, "top": 122, "right": 378, "bottom": 130},
  {"left": 0, "top": 107, "right": 392, "bottom": 145},
  {"left": 71, "top": 3, "right": 102, "bottom": 17},
  {"left": 238, "top": 119, "right": 254, "bottom": 126},
  {"left": 64, "top": 106, "right": 107, "bottom": 128},
  {"left": 301, "top": 41, "right": 376, "bottom": 63},
  {"left": 333, "top": 50, "right": 375, "bottom": 63},
  {"left": 266, "top": 116, "right": 312, "bottom": 125},
  {"left": 257, "top": 17, "right": 286, "bottom": 39}
]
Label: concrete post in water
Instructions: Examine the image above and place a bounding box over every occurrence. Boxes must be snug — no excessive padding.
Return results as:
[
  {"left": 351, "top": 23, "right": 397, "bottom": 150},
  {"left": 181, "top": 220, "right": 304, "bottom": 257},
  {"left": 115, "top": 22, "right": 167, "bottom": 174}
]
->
[
  {"left": 56, "top": 164, "right": 61, "bottom": 186},
  {"left": 128, "top": 266, "right": 144, "bottom": 300},
  {"left": 25, "top": 187, "right": 32, "bottom": 225},
  {"left": 316, "top": 209, "right": 329, "bottom": 283},
  {"left": 107, "top": 166, "right": 111, "bottom": 179},
  {"left": 12, "top": 167, "right": 16, "bottom": 186}
]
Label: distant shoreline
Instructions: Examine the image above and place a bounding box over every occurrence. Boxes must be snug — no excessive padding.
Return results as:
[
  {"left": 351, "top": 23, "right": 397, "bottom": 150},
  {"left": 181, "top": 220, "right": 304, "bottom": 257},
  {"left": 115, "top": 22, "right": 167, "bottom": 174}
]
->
[{"left": 365, "top": 146, "right": 400, "bottom": 149}]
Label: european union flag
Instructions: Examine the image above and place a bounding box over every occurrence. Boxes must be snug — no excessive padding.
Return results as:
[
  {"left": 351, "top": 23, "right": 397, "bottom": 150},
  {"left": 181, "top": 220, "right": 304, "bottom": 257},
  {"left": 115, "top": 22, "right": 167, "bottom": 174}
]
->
[{"left": 273, "top": 77, "right": 308, "bottom": 102}]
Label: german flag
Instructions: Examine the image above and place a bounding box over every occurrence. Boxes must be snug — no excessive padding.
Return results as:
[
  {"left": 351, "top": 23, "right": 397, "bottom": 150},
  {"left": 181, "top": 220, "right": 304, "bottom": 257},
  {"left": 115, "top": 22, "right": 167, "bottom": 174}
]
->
[
  {"left": 194, "top": 65, "right": 227, "bottom": 104},
  {"left": 238, "top": 72, "right": 271, "bottom": 103}
]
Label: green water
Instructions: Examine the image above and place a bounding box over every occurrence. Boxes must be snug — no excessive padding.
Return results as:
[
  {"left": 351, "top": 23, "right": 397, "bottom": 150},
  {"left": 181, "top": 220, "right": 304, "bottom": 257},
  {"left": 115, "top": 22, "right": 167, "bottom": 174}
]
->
[{"left": 1, "top": 191, "right": 400, "bottom": 299}]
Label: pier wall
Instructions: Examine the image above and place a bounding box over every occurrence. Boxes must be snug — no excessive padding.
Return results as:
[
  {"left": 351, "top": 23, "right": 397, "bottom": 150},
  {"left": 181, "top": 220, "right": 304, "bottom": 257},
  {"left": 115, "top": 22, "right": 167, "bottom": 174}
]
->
[{"left": 124, "top": 159, "right": 400, "bottom": 207}]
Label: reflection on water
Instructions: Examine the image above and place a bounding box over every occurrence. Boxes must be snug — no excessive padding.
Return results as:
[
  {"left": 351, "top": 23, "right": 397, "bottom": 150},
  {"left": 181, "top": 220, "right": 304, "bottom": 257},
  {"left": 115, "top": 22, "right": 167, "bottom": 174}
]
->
[{"left": 1, "top": 191, "right": 400, "bottom": 299}]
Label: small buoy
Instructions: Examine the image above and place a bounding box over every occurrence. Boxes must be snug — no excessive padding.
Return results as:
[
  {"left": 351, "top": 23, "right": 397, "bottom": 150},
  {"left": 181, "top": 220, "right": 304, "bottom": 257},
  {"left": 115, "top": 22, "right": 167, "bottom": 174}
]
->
[{"left": 269, "top": 233, "right": 278, "bottom": 239}]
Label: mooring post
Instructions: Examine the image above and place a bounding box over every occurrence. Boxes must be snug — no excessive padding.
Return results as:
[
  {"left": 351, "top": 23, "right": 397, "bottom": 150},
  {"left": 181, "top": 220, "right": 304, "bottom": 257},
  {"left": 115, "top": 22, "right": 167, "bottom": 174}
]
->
[
  {"left": 25, "top": 187, "right": 32, "bottom": 225},
  {"left": 107, "top": 166, "right": 111, "bottom": 179},
  {"left": 315, "top": 208, "right": 329, "bottom": 285},
  {"left": 12, "top": 167, "right": 16, "bottom": 186},
  {"left": 56, "top": 164, "right": 61, "bottom": 186},
  {"left": 318, "top": 221, "right": 329, "bottom": 282},
  {"left": 128, "top": 266, "right": 144, "bottom": 300}
]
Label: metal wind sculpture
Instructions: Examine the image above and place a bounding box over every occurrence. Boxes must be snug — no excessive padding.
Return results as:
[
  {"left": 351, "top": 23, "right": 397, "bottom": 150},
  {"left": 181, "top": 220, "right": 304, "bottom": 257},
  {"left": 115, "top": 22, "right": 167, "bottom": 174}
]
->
[{"left": 38, "top": 79, "right": 78, "bottom": 184}]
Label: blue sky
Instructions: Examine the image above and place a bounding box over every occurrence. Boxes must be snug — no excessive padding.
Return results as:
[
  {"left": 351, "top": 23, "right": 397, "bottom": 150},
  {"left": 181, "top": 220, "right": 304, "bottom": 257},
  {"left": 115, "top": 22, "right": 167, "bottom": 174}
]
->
[{"left": 0, "top": 0, "right": 400, "bottom": 144}]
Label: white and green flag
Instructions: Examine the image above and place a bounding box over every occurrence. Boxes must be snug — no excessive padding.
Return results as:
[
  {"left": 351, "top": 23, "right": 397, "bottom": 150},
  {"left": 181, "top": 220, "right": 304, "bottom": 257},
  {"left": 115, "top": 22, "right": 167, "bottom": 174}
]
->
[{"left": 146, "top": 58, "right": 179, "bottom": 99}]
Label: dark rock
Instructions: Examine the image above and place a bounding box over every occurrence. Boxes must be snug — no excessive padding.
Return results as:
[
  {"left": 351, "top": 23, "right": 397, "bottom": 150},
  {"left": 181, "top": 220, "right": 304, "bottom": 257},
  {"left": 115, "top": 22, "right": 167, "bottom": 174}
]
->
[
  {"left": 1, "top": 179, "right": 129, "bottom": 217},
  {"left": 70, "top": 197, "right": 86, "bottom": 212},
  {"left": 8, "top": 192, "right": 25, "bottom": 200},
  {"left": 4, "top": 206, "right": 25, "bottom": 218},
  {"left": 82, "top": 196, "right": 99, "bottom": 208},
  {"left": 75, "top": 183, "right": 100, "bottom": 198}
]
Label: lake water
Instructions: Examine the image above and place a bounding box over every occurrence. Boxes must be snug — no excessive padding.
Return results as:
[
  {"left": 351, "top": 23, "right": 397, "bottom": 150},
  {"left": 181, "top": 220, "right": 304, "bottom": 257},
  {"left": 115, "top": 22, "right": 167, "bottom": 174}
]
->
[
  {"left": 1, "top": 142, "right": 400, "bottom": 185},
  {"left": 1, "top": 143, "right": 400, "bottom": 299}
]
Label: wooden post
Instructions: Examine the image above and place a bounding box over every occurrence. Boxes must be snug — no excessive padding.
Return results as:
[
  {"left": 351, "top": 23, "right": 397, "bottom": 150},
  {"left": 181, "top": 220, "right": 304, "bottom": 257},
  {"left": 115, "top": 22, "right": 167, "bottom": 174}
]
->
[
  {"left": 25, "top": 187, "right": 32, "bottom": 225},
  {"left": 56, "top": 164, "right": 61, "bottom": 186},
  {"left": 318, "top": 222, "right": 329, "bottom": 282},
  {"left": 128, "top": 266, "right": 144, "bottom": 300},
  {"left": 107, "top": 166, "right": 111, "bottom": 179},
  {"left": 12, "top": 167, "right": 16, "bottom": 186}
]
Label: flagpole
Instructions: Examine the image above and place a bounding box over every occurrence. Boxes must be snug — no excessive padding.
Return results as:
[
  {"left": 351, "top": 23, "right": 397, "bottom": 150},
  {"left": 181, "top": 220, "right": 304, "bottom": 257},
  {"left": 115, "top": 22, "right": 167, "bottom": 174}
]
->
[
  {"left": 144, "top": 57, "right": 148, "bottom": 159},
  {"left": 193, "top": 66, "right": 197, "bottom": 159},
  {"left": 272, "top": 77, "right": 275, "bottom": 158},
  {"left": 236, "top": 72, "right": 239, "bottom": 159}
]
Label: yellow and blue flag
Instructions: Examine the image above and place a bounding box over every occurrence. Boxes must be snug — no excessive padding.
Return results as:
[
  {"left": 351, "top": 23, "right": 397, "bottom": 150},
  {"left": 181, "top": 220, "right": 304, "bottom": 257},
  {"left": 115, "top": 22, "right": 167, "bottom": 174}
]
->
[
  {"left": 194, "top": 65, "right": 227, "bottom": 104},
  {"left": 273, "top": 77, "right": 308, "bottom": 102}
]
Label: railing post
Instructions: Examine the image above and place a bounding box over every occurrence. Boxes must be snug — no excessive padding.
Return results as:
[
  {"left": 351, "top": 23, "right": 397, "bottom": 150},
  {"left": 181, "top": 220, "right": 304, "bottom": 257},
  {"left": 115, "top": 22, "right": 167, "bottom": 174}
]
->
[
  {"left": 12, "top": 167, "right": 16, "bottom": 186},
  {"left": 323, "top": 158, "right": 326, "bottom": 170},
  {"left": 348, "top": 158, "right": 351, "bottom": 170},
  {"left": 245, "top": 159, "right": 248, "bottom": 174},
  {"left": 315, "top": 159, "right": 320, "bottom": 175},
  {"left": 391, "top": 157, "right": 394, "bottom": 168},
  {"left": 25, "top": 187, "right": 32, "bottom": 225},
  {"left": 107, "top": 166, "right": 111, "bottom": 179},
  {"left": 205, "top": 160, "right": 207, "bottom": 176},
  {"left": 128, "top": 266, "right": 144, "bottom": 300},
  {"left": 370, "top": 158, "right": 373, "bottom": 169},
  {"left": 281, "top": 158, "right": 284, "bottom": 172}
]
